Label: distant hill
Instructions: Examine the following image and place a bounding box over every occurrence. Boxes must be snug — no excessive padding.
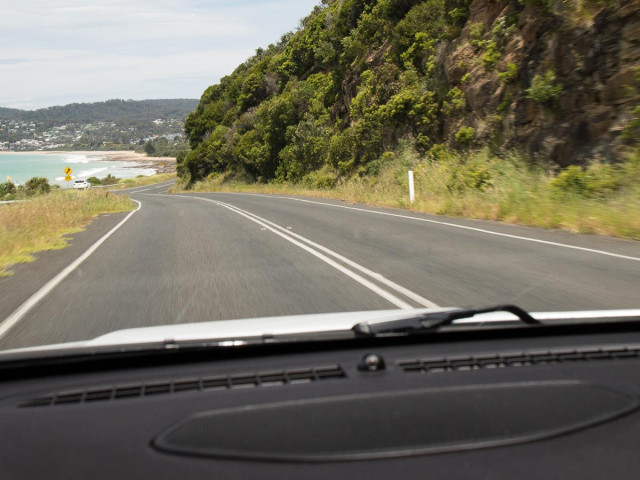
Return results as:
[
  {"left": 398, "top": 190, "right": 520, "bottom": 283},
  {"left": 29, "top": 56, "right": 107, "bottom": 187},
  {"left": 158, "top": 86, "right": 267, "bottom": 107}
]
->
[
  {"left": 0, "top": 99, "right": 198, "bottom": 127},
  {"left": 0, "top": 99, "right": 199, "bottom": 152}
]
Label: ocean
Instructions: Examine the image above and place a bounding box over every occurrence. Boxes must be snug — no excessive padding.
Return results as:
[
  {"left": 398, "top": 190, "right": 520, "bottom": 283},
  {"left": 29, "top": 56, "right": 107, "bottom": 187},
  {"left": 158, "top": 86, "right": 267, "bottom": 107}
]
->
[{"left": 0, "top": 152, "right": 157, "bottom": 187}]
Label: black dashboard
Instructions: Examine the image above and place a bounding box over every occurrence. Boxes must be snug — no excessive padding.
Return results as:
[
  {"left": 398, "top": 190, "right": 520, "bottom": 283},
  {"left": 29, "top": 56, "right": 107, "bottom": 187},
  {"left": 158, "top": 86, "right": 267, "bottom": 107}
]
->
[{"left": 3, "top": 322, "right": 640, "bottom": 479}]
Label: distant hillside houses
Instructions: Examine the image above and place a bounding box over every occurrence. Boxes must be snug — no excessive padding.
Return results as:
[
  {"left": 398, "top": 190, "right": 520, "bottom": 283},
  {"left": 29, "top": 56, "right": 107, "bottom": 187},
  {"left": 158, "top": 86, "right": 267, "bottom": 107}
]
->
[{"left": 0, "top": 99, "right": 197, "bottom": 152}]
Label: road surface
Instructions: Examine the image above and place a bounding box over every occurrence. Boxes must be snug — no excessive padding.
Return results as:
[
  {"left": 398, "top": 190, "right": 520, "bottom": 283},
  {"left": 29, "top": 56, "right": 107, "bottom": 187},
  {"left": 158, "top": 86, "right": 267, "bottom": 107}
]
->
[{"left": 1, "top": 180, "right": 640, "bottom": 350}]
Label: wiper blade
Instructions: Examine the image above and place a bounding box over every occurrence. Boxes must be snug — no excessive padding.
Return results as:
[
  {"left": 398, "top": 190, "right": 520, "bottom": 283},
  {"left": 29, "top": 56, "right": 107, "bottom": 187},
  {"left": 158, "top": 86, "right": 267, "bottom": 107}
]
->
[{"left": 352, "top": 304, "right": 540, "bottom": 337}]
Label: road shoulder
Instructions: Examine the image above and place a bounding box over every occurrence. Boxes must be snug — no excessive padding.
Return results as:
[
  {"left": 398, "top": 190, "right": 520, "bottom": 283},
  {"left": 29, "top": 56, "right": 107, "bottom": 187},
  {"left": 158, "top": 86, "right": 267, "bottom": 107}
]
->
[{"left": 0, "top": 212, "right": 129, "bottom": 322}]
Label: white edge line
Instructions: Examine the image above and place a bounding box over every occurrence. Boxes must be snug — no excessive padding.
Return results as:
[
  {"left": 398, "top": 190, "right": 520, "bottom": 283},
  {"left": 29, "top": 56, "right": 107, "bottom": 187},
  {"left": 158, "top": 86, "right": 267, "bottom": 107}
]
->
[
  {"left": 214, "top": 199, "right": 439, "bottom": 308},
  {"left": 0, "top": 199, "right": 142, "bottom": 340},
  {"left": 165, "top": 194, "right": 414, "bottom": 310},
  {"left": 217, "top": 193, "right": 640, "bottom": 263}
]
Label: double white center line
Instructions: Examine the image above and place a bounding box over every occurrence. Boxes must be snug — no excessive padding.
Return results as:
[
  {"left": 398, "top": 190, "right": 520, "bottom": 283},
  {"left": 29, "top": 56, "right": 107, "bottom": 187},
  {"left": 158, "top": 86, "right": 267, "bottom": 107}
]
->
[{"left": 160, "top": 194, "right": 438, "bottom": 310}]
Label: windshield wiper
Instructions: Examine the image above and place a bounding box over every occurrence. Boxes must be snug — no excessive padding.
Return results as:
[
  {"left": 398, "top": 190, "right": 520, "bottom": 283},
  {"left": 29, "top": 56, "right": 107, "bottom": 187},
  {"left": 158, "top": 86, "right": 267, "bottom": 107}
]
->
[{"left": 352, "top": 304, "right": 540, "bottom": 337}]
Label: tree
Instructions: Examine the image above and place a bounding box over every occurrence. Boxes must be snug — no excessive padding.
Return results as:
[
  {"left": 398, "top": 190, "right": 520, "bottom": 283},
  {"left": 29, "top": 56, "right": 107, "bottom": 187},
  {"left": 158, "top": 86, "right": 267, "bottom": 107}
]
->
[{"left": 144, "top": 140, "right": 156, "bottom": 155}]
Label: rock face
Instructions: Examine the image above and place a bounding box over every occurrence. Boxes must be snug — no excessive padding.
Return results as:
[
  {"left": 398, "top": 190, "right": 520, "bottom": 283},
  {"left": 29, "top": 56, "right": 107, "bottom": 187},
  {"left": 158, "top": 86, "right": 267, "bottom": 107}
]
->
[{"left": 443, "top": 0, "right": 640, "bottom": 165}]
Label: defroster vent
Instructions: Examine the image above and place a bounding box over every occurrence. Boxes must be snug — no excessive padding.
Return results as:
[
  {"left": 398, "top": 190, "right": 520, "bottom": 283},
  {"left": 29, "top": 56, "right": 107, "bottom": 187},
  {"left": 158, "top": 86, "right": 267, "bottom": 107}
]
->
[
  {"left": 20, "top": 364, "right": 345, "bottom": 408},
  {"left": 399, "top": 346, "right": 640, "bottom": 374}
]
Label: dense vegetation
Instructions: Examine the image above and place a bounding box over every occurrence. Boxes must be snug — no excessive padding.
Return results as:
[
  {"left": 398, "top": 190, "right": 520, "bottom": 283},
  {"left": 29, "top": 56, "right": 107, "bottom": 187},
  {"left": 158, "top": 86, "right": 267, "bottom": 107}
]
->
[{"left": 181, "top": 0, "right": 635, "bottom": 187}]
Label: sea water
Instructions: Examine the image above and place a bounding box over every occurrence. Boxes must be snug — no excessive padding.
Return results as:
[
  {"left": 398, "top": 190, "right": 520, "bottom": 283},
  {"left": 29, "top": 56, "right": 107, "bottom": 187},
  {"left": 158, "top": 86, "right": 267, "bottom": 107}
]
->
[{"left": 0, "top": 152, "right": 156, "bottom": 187}]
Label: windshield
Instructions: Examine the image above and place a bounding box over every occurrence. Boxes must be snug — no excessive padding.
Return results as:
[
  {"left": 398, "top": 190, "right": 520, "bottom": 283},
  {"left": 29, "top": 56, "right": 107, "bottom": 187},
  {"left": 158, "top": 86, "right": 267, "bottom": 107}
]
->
[{"left": 1, "top": 0, "right": 639, "bottom": 356}]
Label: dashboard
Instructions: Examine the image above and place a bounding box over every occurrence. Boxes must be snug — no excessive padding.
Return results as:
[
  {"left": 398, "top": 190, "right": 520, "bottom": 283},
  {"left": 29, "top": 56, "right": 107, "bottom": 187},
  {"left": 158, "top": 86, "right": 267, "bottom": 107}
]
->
[{"left": 3, "top": 322, "right": 640, "bottom": 479}]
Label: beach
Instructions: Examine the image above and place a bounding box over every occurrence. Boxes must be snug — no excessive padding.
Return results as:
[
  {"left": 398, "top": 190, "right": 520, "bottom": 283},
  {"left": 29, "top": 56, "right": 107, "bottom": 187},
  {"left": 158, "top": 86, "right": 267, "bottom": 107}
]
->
[
  {"left": 44, "top": 151, "right": 177, "bottom": 173},
  {"left": 1, "top": 151, "right": 177, "bottom": 172},
  {"left": 1, "top": 151, "right": 177, "bottom": 185}
]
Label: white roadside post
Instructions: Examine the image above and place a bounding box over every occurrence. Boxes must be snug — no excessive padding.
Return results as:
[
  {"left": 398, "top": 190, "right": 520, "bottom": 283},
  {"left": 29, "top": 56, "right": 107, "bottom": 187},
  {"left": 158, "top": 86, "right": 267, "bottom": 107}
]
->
[{"left": 408, "top": 170, "right": 415, "bottom": 204}]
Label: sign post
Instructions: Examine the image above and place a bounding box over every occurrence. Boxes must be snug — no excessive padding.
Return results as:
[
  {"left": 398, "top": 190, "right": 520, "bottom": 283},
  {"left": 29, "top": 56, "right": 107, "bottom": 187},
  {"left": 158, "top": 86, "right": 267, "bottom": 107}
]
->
[
  {"left": 408, "top": 170, "right": 415, "bottom": 204},
  {"left": 64, "top": 167, "right": 73, "bottom": 188}
]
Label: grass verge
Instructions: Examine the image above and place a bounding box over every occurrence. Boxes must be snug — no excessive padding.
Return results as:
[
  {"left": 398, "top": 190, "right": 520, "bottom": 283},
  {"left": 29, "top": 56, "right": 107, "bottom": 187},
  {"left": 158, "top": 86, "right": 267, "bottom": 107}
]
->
[
  {"left": 171, "top": 148, "right": 640, "bottom": 240},
  {"left": 110, "top": 172, "right": 176, "bottom": 189},
  {"left": 0, "top": 189, "right": 135, "bottom": 276}
]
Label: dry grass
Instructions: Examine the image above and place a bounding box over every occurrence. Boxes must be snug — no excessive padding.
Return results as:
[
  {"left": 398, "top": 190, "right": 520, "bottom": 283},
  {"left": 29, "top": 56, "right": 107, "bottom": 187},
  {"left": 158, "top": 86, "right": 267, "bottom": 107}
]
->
[
  {"left": 0, "top": 189, "right": 135, "bottom": 275},
  {"left": 172, "top": 148, "right": 640, "bottom": 240},
  {"left": 109, "top": 172, "right": 177, "bottom": 189}
]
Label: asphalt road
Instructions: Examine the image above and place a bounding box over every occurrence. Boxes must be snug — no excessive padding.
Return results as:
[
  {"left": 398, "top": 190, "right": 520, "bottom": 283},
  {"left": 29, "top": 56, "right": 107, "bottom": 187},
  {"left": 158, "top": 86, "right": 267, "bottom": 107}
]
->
[{"left": 1, "top": 181, "right": 640, "bottom": 350}]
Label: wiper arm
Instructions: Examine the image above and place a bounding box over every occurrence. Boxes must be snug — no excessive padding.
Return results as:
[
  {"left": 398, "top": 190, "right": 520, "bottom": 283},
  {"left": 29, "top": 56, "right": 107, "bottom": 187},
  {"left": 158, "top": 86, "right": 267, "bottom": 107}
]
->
[{"left": 352, "top": 304, "right": 540, "bottom": 337}]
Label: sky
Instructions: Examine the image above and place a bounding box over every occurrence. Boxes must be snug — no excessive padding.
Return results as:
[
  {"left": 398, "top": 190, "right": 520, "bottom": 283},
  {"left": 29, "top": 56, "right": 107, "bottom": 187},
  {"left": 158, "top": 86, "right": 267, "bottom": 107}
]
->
[{"left": 0, "top": 0, "right": 320, "bottom": 110}]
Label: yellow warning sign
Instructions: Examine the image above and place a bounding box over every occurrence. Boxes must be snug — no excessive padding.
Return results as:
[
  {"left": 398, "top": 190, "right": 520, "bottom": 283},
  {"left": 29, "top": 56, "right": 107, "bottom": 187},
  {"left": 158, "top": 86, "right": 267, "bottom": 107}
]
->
[
  {"left": 64, "top": 167, "right": 73, "bottom": 175},
  {"left": 65, "top": 175, "right": 72, "bottom": 182}
]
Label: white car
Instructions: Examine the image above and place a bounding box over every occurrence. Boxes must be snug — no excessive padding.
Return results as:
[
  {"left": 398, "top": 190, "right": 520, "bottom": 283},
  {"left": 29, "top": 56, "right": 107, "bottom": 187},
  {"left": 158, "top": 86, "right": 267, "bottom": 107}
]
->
[{"left": 72, "top": 179, "right": 91, "bottom": 190}]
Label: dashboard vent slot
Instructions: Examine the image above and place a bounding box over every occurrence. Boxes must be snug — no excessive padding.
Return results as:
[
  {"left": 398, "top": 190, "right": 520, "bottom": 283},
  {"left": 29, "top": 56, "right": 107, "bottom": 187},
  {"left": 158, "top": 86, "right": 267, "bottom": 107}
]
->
[
  {"left": 19, "top": 364, "right": 345, "bottom": 408},
  {"left": 399, "top": 346, "right": 640, "bottom": 374}
]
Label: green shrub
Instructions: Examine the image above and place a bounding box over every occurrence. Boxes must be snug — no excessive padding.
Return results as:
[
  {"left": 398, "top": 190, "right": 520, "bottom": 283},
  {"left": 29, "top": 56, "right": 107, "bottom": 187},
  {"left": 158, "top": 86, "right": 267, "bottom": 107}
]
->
[
  {"left": 455, "top": 126, "right": 475, "bottom": 147},
  {"left": 101, "top": 174, "right": 120, "bottom": 185},
  {"left": 497, "top": 97, "right": 512, "bottom": 112},
  {"left": 549, "top": 165, "right": 587, "bottom": 195},
  {"left": 302, "top": 171, "right": 335, "bottom": 189},
  {"left": 549, "top": 163, "right": 621, "bottom": 198},
  {"left": 443, "top": 87, "right": 466, "bottom": 116},
  {"left": 526, "top": 71, "right": 563, "bottom": 103},
  {"left": 0, "top": 181, "right": 16, "bottom": 198},
  {"left": 498, "top": 62, "right": 519, "bottom": 83},
  {"left": 492, "top": 16, "right": 516, "bottom": 43},
  {"left": 469, "top": 22, "right": 486, "bottom": 47},
  {"left": 25, "top": 177, "right": 50, "bottom": 196},
  {"left": 481, "top": 41, "right": 501, "bottom": 70},
  {"left": 87, "top": 176, "right": 102, "bottom": 185}
]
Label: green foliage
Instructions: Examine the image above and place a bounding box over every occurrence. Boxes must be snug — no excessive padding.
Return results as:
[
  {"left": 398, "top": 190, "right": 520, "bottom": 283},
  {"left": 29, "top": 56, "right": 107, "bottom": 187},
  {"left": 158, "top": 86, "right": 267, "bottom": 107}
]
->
[
  {"left": 443, "top": 87, "right": 466, "bottom": 116},
  {"left": 0, "top": 181, "right": 16, "bottom": 198},
  {"left": 498, "top": 62, "right": 519, "bottom": 83},
  {"left": 87, "top": 177, "right": 102, "bottom": 185},
  {"left": 481, "top": 41, "right": 501, "bottom": 70},
  {"left": 394, "top": 1, "right": 446, "bottom": 53},
  {"left": 549, "top": 163, "right": 622, "bottom": 198},
  {"left": 137, "top": 135, "right": 189, "bottom": 158},
  {"left": 492, "top": 15, "right": 516, "bottom": 44},
  {"left": 497, "top": 96, "right": 513, "bottom": 113},
  {"left": 144, "top": 141, "right": 156, "bottom": 155},
  {"left": 526, "top": 71, "right": 563, "bottom": 103},
  {"left": 469, "top": 22, "right": 486, "bottom": 47},
  {"left": 101, "top": 174, "right": 120, "bottom": 185},
  {"left": 454, "top": 126, "right": 475, "bottom": 146},
  {"left": 622, "top": 105, "right": 640, "bottom": 141},
  {"left": 400, "top": 33, "right": 435, "bottom": 73},
  {"left": 25, "top": 177, "right": 50, "bottom": 196}
]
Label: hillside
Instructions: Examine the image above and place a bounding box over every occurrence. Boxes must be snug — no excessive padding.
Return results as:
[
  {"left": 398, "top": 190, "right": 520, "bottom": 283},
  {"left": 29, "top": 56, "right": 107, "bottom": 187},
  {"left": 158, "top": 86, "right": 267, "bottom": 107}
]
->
[
  {"left": 0, "top": 99, "right": 198, "bottom": 152},
  {"left": 181, "top": 0, "right": 640, "bottom": 185},
  {"left": 0, "top": 99, "right": 198, "bottom": 126}
]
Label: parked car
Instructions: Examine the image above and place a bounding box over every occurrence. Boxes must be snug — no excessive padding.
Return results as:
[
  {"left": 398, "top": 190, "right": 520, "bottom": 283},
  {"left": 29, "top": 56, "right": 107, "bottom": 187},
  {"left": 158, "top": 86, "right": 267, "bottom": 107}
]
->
[{"left": 72, "top": 179, "right": 91, "bottom": 190}]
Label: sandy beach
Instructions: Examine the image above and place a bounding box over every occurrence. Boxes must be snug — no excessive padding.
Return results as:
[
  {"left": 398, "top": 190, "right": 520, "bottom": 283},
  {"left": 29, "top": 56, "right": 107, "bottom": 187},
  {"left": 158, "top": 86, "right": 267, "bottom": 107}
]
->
[
  {"left": 1, "top": 150, "right": 177, "bottom": 173},
  {"left": 51, "top": 151, "right": 178, "bottom": 173}
]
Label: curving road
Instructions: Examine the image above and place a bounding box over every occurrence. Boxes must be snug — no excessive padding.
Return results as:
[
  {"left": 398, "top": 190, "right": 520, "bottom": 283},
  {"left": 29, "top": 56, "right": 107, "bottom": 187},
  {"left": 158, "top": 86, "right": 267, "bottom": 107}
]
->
[{"left": 1, "top": 180, "right": 640, "bottom": 350}]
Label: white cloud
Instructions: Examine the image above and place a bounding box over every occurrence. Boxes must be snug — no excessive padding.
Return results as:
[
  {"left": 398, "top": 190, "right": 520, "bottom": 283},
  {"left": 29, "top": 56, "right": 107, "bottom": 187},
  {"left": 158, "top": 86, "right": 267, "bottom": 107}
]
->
[{"left": 0, "top": 0, "right": 320, "bottom": 109}]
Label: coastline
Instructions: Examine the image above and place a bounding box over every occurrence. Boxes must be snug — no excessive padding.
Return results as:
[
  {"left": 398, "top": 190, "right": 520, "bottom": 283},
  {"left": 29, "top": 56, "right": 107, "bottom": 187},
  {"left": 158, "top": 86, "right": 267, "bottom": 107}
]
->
[{"left": 0, "top": 150, "right": 177, "bottom": 173}]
